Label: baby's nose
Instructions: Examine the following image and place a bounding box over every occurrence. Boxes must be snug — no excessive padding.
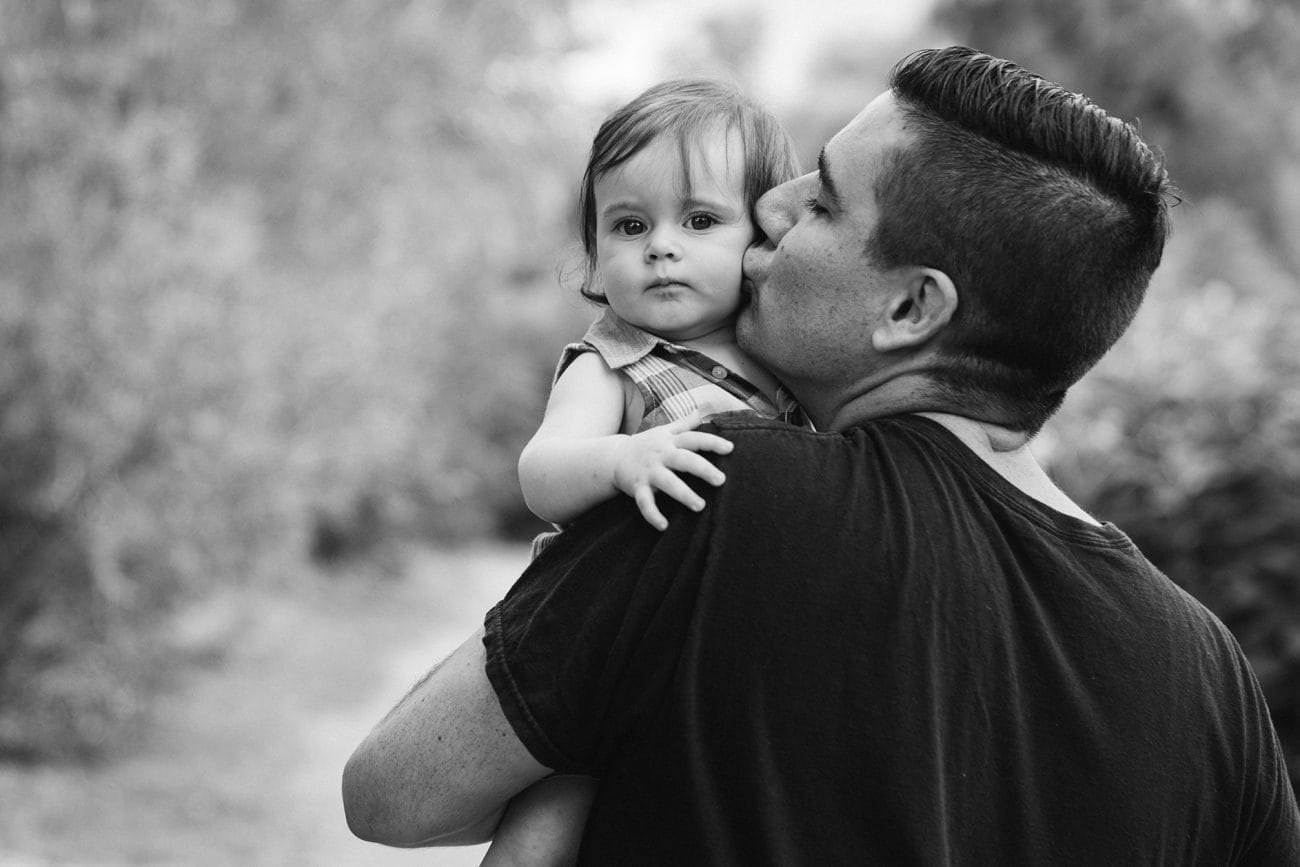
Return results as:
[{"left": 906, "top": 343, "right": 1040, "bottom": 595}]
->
[{"left": 645, "top": 230, "right": 682, "bottom": 260}]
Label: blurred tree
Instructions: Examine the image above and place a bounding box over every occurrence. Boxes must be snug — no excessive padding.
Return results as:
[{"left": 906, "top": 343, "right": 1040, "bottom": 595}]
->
[{"left": 0, "top": 0, "right": 590, "bottom": 758}]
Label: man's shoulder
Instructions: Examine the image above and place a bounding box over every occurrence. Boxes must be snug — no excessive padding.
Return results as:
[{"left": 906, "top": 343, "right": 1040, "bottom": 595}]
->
[
  {"left": 702, "top": 413, "right": 830, "bottom": 467},
  {"left": 703, "top": 412, "right": 940, "bottom": 454},
  {"left": 698, "top": 414, "right": 915, "bottom": 503},
  {"left": 704, "top": 412, "right": 816, "bottom": 436}
]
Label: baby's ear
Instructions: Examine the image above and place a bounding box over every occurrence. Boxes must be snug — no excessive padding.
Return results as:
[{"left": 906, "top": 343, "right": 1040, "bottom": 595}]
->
[{"left": 871, "top": 268, "right": 957, "bottom": 352}]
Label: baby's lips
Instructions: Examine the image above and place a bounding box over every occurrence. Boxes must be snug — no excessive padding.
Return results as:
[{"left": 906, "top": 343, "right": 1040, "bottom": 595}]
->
[{"left": 646, "top": 278, "right": 691, "bottom": 290}]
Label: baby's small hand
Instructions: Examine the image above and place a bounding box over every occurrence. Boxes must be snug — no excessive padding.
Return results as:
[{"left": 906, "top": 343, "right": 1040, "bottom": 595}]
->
[{"left": 612, "top": 411, "right": 734, "bottom": 530}]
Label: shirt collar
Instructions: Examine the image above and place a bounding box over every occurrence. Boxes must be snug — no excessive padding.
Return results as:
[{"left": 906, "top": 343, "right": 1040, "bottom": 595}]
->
[{"left": 583, "top": 308, "right": 676, "bottom": 370}]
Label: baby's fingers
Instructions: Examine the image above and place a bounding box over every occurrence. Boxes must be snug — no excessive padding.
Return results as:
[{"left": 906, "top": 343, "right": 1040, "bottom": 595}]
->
[
  {"left": 634, "top": 486, "right": 669, "bottom": 532},
  {"left": 651, "top": 467, "right": 708, "bottom": 514},
  {"left": 666, "top": 449, "right": 727, "bottom": 487},
  {"left": 674, "top": 431, "right": 734, "bottom": 456}
]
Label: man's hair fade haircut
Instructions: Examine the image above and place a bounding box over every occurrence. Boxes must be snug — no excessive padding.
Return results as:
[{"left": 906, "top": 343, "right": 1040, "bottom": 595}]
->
[{"left": 870, "top": 46, "right": 1175, "bottom": 434}]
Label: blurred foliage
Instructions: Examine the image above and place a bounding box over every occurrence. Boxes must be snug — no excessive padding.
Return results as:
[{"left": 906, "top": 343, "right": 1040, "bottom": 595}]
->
[
  {"left": 3, "top": 0, "right": 1298, "bottom": 790},
  {"left": 936, "top": 0, "right": 1300, "bottom": 787},
  {"left": 937, "top": 0, "right": 1300, "bottom": 265},
  {"left": 0, "top": 0, "right": 590, "bottom": 758},
  {"left": 1041, "top": 201, "right": 1300, "bottom": 786}
]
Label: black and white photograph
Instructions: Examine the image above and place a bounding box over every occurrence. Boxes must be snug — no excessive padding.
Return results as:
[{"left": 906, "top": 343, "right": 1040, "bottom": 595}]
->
[{"left": 2, "top": 1, "right": 1298, "bottom": 864}]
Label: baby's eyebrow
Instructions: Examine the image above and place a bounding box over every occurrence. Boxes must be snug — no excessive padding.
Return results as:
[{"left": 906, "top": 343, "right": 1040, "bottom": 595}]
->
[
  {"left": 683, "top": 194, "right": 741, "bottom": 213},
  {"left": 818, "top": 148, "right": 844, "bottom": 211},
  {"left": 598, "top": 199, "right": 642, "bottom": 218}
]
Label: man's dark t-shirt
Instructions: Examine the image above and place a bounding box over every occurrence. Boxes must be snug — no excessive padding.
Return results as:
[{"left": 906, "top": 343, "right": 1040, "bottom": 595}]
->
[{"left": 484, "top": 415, "right": 1300, "bottom": 864}]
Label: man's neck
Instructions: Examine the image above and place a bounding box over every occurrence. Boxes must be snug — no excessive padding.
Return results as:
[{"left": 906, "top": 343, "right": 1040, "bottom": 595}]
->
[
  {"left": 918, "top": 412, "right": 1101, "bottom": 527},
  {"left": 808, "top": 371, "right": 942, "bottom": 432},
  {"left": 916, "top": 412, "right": 1030, "bottom": 453},
  {"left": 807, "top": 376, "right": 1100, "bottom": 527}
]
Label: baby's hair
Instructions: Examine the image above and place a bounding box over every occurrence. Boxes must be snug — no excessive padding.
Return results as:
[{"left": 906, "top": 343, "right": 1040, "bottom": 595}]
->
[{"left": 577, "top": 78, "right": 800, "bottom": 303}]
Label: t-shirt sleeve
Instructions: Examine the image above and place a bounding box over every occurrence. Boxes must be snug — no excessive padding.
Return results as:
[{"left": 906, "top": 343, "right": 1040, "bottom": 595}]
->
[
  {"left": 1235, "top": 652, "right": 1300, "bottom": 864},
  {"left": 483, "top": 490, "right": 717, "bottom": 774},
  {"left": 1238, "top": 730, "right": 1300, "bottom": 865}
]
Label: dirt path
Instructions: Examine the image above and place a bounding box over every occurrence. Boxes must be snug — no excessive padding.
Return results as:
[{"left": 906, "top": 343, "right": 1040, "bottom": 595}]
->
[{"left": 0, "top": 544, "right": 530, "bottom": 866}]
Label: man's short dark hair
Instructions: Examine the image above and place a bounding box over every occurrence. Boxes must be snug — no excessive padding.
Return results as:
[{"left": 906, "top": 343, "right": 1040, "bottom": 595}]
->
[{"left": 870, "top": 46, "right": 1175, "bottom": 434}]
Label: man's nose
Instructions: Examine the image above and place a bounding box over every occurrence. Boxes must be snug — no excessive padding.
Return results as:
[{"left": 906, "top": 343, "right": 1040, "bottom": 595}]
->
[
  {"left": 645, "top": 228, "right": 682, "bottom": 261},
  {"left": 754, "top": 173, "right": 813, "bottom": 245}
]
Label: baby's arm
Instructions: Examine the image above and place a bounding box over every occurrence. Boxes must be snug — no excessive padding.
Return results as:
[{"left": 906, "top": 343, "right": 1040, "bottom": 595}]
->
[
  {"left": 518, "top": 351, "right": 734, "bottom": 530},
  {"left": 481, "top": 775, "right": 597, "bottom": 867}
]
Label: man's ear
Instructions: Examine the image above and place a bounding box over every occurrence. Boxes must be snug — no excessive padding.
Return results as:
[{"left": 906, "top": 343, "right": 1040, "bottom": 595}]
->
[{"left": 871, "top": 268, "right": 957, "bottom": 352}]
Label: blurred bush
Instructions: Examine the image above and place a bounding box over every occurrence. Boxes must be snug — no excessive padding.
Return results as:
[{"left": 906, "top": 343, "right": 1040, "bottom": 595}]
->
[
  {"left": 0, "top": 0, "right": 592, "bottom": 759},
  {"left": 5, "top": 0, "right": 1299, "bottom": 790},
  {"left": 939, "top": 0, "right": 1300, "bottom": 789},
  {"left": 1040, "top": 200, "right": 1300, "bottom": 785}
]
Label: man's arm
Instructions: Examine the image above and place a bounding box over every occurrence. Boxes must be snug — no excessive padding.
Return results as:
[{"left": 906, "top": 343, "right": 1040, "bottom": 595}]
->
[{"left": 342, "top": 628, "right": 551, "bottom": 847}]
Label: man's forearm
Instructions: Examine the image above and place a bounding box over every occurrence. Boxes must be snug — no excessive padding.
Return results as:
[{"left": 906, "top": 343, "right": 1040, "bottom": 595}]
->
[
  {"left": 342, "top": 629, "right": 551, "bottom": 847},
  {"left": 354, "top": 804, "right": 506, "bottom": 849},
  {"left": 342, "top": 718, "right": 506, "bottom": 847}
]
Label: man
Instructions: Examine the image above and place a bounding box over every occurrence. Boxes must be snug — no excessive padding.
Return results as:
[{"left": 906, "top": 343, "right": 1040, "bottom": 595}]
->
[{"left": 343, "top": 47, "right": 1300, "bottom": 863}]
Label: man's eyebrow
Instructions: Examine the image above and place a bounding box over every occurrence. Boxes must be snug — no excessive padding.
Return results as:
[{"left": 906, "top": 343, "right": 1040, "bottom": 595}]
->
[{"left": 818, "top": 148, "right": 843, "bottom": 211}]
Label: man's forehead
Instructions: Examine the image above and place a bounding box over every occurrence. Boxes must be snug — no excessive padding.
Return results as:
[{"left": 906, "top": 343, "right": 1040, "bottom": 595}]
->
[
  {"left": 822, "top": 91, "right": 907, "bottom": 191},
  {"left": 854, "top": 89, "right": 896, "bottom": 125},
  {"left": 828, "top": 90, "right": 901, "bottom": 150}
]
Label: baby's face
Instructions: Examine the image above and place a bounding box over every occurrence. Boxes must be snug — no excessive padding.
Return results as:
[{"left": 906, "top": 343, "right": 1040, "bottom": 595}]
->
[{"left": 593, "top": 128, "right": 753, "bottom": 343}]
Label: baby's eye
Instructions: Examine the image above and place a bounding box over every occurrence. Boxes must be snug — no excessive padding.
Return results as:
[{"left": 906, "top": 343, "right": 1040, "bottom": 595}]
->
[
  {"left": 804, "top": 197, "right": 827, "bottom": 215},
  {"left": 614, "top": 218, "right": 647, "bottom": 236},
  {"left": 687, "top": 213, "right": 718, "bottom": 230}
]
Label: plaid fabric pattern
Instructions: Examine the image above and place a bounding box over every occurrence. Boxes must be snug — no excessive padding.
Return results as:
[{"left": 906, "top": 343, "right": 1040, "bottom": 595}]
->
[
  {"left": 531, "top": 311, "right": 808, "bottom": 558},
  {"left": 554, "top": 309, "right": 808, "bottom": 432},
  {"left": 622, "top": 345, "right": 802, "bottom": 430}
]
